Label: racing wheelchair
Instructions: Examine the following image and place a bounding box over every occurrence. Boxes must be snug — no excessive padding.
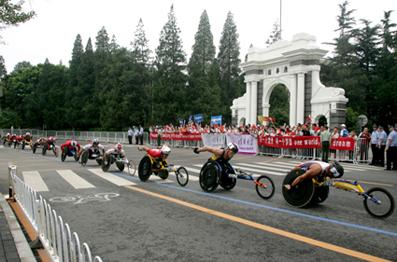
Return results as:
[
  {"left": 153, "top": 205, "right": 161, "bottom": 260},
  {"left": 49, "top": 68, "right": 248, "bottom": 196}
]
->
[
  {"left": 199, "top": 160, "right": 275, "bottom": 199},
  {"left": 282, "top": 169, "right": 395, "bottom": 218},
  {"left": 137, "top": 148, "right": 189, "bottom": 187}
]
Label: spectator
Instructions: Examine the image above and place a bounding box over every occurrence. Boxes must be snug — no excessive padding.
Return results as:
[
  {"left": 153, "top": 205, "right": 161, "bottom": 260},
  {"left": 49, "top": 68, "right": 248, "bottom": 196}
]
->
[
  {"left": 349, "top": 130, "right": 358, "bottom": 161},
  {"left": 331, "top": 127, "right": 340, "bottom": 159},
  {"left": 127, "top": 127, "right": 133, "bottom": 145},
  {"left": 340, "top": 124, "right": 349, "bottom": 137},
  {"left": 358, "top": 127, "right": 370, "bottom": 161},
  {"left": 370, "top": 125, "right": 379, "bottom": 166},
  {"left": 320, "top": 125, "right": 331, "bottom": 162},
  {"left": 385, "top": 124, "right": 397, "bottom": 171},
  {"left": 134, "top": 126, "right": 139, "bottom": 145},
  {"left": 138, "top": 125, "right": 144, "bottom": 145},
  {"left": 378, "top": 126, "right": 387, "bottom": 167}
]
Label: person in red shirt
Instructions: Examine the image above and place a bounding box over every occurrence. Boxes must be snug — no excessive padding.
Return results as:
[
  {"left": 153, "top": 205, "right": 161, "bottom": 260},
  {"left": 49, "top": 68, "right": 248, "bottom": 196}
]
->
[{"left": 61, "top": 140, "right": 81, "bottom": 155}]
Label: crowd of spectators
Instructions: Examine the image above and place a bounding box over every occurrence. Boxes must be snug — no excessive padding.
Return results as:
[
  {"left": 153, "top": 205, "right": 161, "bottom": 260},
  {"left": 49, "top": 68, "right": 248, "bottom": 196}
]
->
[{"left": 147, "top": 122, "right": 397, "bottom": 169}]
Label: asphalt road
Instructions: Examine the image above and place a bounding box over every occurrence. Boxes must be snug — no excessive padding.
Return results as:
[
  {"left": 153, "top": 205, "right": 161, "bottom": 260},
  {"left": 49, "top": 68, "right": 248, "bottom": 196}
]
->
[{"left": 1, "top": 143, "right": 396, "bottom": 261}]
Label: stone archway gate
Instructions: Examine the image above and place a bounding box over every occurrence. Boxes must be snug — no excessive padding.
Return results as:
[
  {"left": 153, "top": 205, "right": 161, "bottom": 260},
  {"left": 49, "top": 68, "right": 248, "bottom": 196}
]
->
[{"left": 231, "top": 33, "right": 348, "bottom": 128}]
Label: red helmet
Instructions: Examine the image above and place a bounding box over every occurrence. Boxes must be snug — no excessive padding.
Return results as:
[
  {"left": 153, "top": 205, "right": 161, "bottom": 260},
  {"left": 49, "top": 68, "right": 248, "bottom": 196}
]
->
[
  {"left": 116, "top": 143, "right": 123, "bottom": 151},
  {"left": 48, "top": 136, "right": 55, "bottom": 142}
]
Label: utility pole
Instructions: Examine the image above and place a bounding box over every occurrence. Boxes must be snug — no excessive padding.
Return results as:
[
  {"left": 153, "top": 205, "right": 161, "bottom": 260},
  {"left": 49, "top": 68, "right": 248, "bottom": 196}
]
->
[{"left": 279, "top": 0, "right": 282, "bottom": 40}]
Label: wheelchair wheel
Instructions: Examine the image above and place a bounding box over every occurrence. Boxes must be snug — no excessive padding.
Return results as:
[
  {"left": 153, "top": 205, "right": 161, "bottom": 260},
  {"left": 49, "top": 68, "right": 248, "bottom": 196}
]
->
[
  {"left": 101, "top": 156, "right": 111, "bottom": 172},
  {"left": 74, "top": 151, "right": 79, "bottom": 161},
  {"left": 158, "top": 169, "right": 169, "bottom": 179},
  {"left": 219, "top": 174, "right": 236, "bottom": 191},
  {"left": 282, "top": 169, "right": 314, "bottom": 208},
  {"left": 310, "top": 186, "right": 329, "bottom": 205},
  {"left": 138, "top": 156, "right": 152, "bottom": 182},
  {"left": 176, "top": 167, "right": 189, "bottom": 187},
  {"left": 116, "top": 161, "right": 125, "bottom": 172},
  {"left": 363, "top": 187, "right": 395, "bottom": 218},
  {"left": 32, "top": 144, "right": 37, "bottom": 154},
  {"left": 126, "top": 161, "right": 136, "bottom": 176},
  {"left": 255, "top": 175, "right": 275, "bottom": 200},
  {"left": 199, "top": 162, "right": 219, "bottom": 192},
  {"left": 80, "top": 150, "right": 88, "bottom": 166},
  {"left": 61, "top": 148, "right": 67, "bottom": 162}
]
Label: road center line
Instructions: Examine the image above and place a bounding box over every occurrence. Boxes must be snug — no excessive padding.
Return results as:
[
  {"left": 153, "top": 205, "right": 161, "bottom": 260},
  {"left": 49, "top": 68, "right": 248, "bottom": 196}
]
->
[{"left": 125, "top": 185, "right": 390, "bottom": 262}]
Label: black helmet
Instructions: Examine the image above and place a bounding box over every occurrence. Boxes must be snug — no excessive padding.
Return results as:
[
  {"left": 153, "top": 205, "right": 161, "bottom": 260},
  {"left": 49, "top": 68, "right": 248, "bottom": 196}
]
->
[{"left": 330, "top": 161, "right": 344, "bottom": 178}]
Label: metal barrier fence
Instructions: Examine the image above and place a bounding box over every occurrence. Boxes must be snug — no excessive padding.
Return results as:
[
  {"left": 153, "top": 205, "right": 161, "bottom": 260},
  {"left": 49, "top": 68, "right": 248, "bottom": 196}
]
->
[
  {"left": 258, "top": 137, "right": 372, "bottom": 163},
  {"left": 2, "top": 129, "right": 372, "bottom": 163},
  {"left": 1, "top": 128, "right": 150, "bottom": 145},
  {"left": 8, "top": 164, "right": 103, "bottom": 262}
]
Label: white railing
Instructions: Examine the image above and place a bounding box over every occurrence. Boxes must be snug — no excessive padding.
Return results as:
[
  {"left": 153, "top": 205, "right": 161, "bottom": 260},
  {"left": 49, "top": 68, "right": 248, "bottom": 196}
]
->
[
  {"left": 8, "top": 164, "right": 103, "bottom": 262},
  {"left": 1, "top": 128, "right": 150, "bottom": 145}
]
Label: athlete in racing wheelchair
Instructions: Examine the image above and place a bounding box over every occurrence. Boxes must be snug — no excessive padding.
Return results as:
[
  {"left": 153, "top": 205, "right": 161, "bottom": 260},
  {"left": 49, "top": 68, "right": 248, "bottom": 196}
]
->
[
  {"left": 193, "top": 143, "right": 239, "bottom": 192},
  {"left": 282, "top": 160, "right": 344, "bottom": 207},
  {"left": 79, "top": 138, "right": 105, "bottom": 165},
  {"left": 60, "top": 140, "right": 81, "bottom": 162}
]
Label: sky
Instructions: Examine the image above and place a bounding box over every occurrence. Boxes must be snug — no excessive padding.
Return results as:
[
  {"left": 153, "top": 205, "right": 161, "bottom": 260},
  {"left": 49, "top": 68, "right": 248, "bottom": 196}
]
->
[{"left": 1, "top": 0, "right": 396, "bottom": 72}]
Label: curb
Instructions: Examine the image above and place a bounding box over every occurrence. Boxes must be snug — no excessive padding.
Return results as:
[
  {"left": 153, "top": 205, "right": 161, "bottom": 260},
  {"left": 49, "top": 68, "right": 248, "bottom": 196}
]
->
[{"left": 0, "top": 193, "right": 36, "bottom": 262}]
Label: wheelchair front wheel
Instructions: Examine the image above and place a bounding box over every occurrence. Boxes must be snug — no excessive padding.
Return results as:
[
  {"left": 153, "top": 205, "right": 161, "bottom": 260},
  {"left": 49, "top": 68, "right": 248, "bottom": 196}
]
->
[
  {"left": 363, "top": 187, "right": 394, "bottom": 218},
  {"left": 255, "top": 175, "right": 275, "bottom": 200},
  {"left": 176, "top": 167, "right": 189, "bottom": 187}
]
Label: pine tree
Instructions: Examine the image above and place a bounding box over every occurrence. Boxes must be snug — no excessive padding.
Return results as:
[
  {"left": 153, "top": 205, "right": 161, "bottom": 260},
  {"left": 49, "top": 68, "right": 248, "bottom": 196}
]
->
[
  {"left": 95, "top": 26, "right": 110, "bottom": 53},
  {"left": 154, "top": 5, "right": 187, "bottom": 124},
  {"left": 217, "top": 11, "right": 242, "bottom": 123},
  {"left": 132, "top": 18, "right": 151, "bottom": 65},
  {"left": 0, "top": 0, "right": 34, "bottom": 26},
  {"left": 265, "top": 20, "right": 281, "bottom": 46},
  {"left": 187, "top": 10, "right": 220, "bottom": 118}
]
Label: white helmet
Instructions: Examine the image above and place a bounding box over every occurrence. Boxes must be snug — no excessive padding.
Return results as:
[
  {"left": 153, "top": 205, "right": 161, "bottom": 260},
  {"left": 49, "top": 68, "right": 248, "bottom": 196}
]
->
[
  {"left": 71, "top": 140, "right": 77, "bottom": 147},
  {"left": 25, "top": 132, "right": 31, "bottom": 136},
  {"left": 160, "top": 145, "right": 171, "bottom": 156}
]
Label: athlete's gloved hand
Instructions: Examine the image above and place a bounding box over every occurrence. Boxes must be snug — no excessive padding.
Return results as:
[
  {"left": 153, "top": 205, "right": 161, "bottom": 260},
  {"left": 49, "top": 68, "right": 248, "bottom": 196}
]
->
[{"left": 193, "top": 147, "right": 200, "bottom": 154}]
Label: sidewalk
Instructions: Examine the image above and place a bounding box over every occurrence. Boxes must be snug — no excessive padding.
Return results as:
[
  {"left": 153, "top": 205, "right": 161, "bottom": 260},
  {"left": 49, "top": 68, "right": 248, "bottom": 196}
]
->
[{"left": 0, "top": 193, "right": 36, "bottom": 262}]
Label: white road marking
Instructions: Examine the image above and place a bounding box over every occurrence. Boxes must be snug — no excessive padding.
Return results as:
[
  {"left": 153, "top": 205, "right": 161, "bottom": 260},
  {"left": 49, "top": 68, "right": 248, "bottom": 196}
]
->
[
  {"left": 56, "top": 169, "right": 95, "bottom": 189},
  {"left": 88, "top": 169, "right": 136, "bottom": 186},
  {"left": 22, "top": 171, "right": 49, "bottom": 192}
]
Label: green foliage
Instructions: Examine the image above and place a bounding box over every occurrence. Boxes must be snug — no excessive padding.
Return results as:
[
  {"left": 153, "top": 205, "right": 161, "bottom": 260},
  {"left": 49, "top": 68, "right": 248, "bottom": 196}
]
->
[
  {"left": 269, "top": 84, "right": 289, "bottom": 126},
  {"left": 0, "top": 0, "right": 34, "bottom": 26},
  {"left": 217, "top": 11, "right": 243, "bottom": 123},
  {"left": 154, "top": 5, "right": 187, "bottom": 124},
  {"left": 187, "top": 10, "right": 221, "bottom": 119},
  {"left": 322, "top": 1, "right": 397, "bottom": 127}
]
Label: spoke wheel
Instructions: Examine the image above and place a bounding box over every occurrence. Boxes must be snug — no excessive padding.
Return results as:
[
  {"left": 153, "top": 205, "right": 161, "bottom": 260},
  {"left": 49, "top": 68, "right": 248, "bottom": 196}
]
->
[
  {"left": 363, "top": 187, "right": 395, "bottom": 218},
  {"left": 176, "top": 167, "right": 189, "bottom": 187},
  {"left": 255, "top": 175, "right": 275, "bottom": 200}
]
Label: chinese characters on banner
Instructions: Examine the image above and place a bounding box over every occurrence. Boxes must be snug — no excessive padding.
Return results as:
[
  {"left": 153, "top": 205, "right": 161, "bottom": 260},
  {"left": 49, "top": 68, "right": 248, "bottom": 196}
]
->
[{"left": 257, "top": 135, "right": 355, "bottom": 151}]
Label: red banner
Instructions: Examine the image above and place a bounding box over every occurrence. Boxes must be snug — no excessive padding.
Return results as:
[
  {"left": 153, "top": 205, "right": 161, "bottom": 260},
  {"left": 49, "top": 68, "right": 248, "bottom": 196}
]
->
[
  {"left": 330, "top": 137, "right": 355, "bottom": 151},
  {"left": 149, "top": 132, "right": 202, "bottom": 141},
  {"left": 258, "top": 135, "right": 321, "bottom": 148}
]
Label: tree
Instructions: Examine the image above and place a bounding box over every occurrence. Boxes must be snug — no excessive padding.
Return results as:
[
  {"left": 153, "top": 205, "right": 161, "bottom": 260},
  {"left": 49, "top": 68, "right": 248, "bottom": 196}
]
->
[
  {"left": 154, "top": 5, "right": 187, "bottom": 124},
  {"left": 265, "top": 20, "right": 281, "bottom": 46},
  {"left": 187, "top": 10, "right": 221, "bottom": 118},
  {"left": 131, "top": 18, "right": 151, "bottom": 65},
  {"left": 0, "top": 0, "right": 34, "bottom": 26},
  {"left": 217, "top": 11, "right": 243, "bottom": 123},
  {"left": 95, "top": 26, "right": 110, "bottom": 53}
]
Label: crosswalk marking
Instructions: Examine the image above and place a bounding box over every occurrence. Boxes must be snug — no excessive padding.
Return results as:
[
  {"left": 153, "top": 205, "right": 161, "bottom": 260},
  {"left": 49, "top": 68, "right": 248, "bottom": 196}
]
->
[
  {"left": 254, "top": 162, "right": 292, "bottom": 170},
  {"left": 233, "top": 165, "right": 285, "bottom": 176},
  {"left": 194, "top": 163, "right": 284, "bottom": 177},
  {"left": 273, "top": 161, "right": 368, "bottom": 172},
  {"left": 22, "top": 171, "right": 49, "bottom": 192},
  {"left": 88, "top": 169, "right": 136, "bottom": 186},
  {"left": 173, "top": 166, "right": 199, "bottom": 181},
  {"left": 238, "top": 163, "right": 289, "bottom": 173},
  {"left": 56, "top": 170, "right": 95, "bottom": 189}
]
